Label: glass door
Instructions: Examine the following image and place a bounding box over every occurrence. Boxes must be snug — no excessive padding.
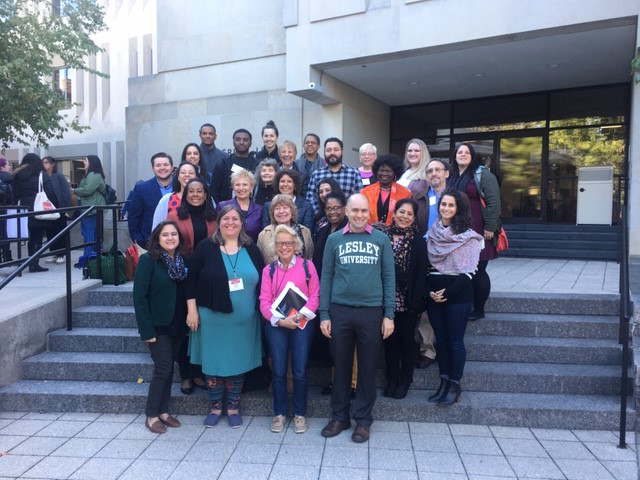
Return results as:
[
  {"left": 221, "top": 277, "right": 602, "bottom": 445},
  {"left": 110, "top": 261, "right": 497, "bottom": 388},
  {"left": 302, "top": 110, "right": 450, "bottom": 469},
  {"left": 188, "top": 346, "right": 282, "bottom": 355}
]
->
[{"left": 498, "top": 136, "right": 543, "bottom": 221}]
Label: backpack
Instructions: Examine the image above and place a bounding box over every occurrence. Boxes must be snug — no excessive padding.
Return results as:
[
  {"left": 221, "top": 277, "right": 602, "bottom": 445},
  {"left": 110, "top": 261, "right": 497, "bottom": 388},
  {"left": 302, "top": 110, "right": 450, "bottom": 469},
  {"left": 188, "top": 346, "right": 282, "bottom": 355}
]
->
[
  {"left": 0, "top": 180, "right": 12, "bottom": 205},
  {"left": 103, "top": 184, "right": 117, "bottom": 204},
  {"left": 269, "top": 258, "right": 311, "bottom": 286}
]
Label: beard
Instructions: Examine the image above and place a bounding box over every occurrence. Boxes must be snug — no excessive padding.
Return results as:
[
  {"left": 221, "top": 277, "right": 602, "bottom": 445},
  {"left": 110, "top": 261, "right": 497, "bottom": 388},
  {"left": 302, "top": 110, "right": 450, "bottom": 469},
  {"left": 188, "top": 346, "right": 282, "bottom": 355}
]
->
[{"left": 326, "top": 154, "right": 342, "bottom": 167}]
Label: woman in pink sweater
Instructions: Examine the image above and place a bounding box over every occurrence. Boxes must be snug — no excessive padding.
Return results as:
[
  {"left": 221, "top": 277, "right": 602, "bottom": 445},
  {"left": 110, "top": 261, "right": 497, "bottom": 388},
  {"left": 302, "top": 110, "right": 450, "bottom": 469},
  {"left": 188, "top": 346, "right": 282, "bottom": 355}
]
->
[{"left": 259, "top": 224, "right": 320, "bottom": 434}]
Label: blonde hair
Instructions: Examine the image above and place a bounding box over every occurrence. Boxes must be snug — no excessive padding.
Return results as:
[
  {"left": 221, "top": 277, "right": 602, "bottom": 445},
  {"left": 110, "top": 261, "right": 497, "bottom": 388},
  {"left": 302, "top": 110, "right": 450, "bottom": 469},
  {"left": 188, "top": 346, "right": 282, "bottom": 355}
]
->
[
  {"left": 230, "top": 168, "right": 256, "bottom": 189},
  {"left": 268, "top": 194, "right": 298, "bottom": 225},
  {"left": 403, "top": 138, "right": 431, "bottom": 181},
  {"left": 279, "top": 140, "right": 298, "bottom": 158}
]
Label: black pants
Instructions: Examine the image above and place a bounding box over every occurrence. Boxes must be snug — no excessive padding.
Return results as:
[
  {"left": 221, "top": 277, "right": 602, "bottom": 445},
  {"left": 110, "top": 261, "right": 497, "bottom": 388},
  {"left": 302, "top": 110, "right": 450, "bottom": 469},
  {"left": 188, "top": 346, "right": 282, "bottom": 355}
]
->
[
  {"left": 46, "top": 216, "right": 67, "bottom": 255},
  {"left": 176, "top": 336, "right": 203, "bottom": 381},
  {"left": 384, "top": 310, "right": 419, "bottom": 385},
  {"left": 329, "top": 303, "right": 383, "bottom": 427},
  {"left": 472, "top": 260, "right": 490, "bottom": 313},
  {"left": 145, "top": 334, "right": 184, "bottom": 417},
  {"left": 27, "top": 224, "right": 46, "bottom": 266},
  {"left": 0, "top": 210, "right": 11, "bottom": 262}
]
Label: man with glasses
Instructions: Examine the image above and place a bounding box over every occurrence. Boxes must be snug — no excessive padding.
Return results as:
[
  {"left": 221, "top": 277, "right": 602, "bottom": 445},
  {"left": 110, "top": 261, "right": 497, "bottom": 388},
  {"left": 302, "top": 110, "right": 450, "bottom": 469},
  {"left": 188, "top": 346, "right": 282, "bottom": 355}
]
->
[
  {"left": 295, "top": 133, "right": 325, "bottom": 196},
  {"left": 413, "top": 158, "right": 450, "bottom": 369}
]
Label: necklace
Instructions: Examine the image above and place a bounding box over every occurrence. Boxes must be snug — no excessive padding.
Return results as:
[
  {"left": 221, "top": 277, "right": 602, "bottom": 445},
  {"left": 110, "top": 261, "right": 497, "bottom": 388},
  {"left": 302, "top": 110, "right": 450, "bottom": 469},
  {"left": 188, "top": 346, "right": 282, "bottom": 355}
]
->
[{"left": 222, "top": 245, "right": 241, "bottom": 278}]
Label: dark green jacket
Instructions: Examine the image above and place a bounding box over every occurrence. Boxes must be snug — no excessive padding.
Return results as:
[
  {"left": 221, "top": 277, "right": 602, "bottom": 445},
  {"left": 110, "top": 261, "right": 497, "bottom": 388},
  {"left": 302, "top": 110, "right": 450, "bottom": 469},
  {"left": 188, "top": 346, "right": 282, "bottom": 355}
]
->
[{"left": 133, "top": 253, "right": 177, "bottom": 340}]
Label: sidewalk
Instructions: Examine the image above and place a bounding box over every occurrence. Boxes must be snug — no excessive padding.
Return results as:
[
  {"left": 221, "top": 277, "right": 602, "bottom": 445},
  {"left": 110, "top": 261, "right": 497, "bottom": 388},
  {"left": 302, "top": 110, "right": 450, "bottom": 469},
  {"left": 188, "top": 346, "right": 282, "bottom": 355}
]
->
[{"left": 0, "top": 412, "right": 637, "bottom": 480}]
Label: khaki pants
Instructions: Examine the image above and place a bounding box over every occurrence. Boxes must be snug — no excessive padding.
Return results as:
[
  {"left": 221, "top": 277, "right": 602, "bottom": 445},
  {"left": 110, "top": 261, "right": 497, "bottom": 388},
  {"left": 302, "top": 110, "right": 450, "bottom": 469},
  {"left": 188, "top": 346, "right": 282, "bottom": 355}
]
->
[{"left": 417, "top": 310, "right": 436, "bottom": 360}]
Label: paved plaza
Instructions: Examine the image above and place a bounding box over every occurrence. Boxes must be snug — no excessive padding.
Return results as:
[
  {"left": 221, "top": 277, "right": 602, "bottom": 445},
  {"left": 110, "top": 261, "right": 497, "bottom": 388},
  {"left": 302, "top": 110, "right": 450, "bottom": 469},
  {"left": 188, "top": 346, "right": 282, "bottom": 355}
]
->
[{"left": 0, "top": 412, "right": 637, "bottom": 480}]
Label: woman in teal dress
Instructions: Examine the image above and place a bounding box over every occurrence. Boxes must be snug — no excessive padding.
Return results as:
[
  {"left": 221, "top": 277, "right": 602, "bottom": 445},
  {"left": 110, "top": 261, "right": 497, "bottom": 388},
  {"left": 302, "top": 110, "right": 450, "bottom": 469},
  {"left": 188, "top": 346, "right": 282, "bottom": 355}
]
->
[{"left": 186, "top": 204, "right": 264, "bottom": 428}]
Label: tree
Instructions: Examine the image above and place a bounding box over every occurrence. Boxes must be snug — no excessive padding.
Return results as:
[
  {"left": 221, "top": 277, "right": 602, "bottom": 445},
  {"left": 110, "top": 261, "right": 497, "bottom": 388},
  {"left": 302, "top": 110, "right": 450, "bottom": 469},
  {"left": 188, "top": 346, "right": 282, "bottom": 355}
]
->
[{"left": 0, "top": 0, "right": 106, "bottom": 149}]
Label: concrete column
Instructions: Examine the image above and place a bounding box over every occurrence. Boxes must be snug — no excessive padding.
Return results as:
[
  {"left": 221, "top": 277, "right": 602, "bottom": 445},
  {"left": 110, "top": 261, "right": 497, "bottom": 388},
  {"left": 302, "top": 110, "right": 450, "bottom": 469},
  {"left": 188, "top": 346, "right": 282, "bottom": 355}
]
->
[{"left": 629, "top": 24, "right": 640, "bottom": 259}]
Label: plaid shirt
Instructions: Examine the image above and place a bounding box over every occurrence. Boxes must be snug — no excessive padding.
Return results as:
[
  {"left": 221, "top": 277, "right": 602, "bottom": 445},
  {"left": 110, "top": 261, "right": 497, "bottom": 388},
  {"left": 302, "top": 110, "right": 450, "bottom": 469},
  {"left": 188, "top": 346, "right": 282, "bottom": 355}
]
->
[{"left": 305, "top": 164, "right": 363, "bottom": 213}]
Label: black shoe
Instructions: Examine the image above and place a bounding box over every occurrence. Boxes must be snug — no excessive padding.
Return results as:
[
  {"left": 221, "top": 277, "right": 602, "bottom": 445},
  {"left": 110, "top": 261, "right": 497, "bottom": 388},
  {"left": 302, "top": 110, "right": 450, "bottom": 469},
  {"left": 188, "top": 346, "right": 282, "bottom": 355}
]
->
[
  {"left": 321, "top": 419, "right": 351, "bottom": 438},
  {"left": 468, "top": 310, "right": 485, "bottom": 321},
  {"left": 416, "top": 356, "right": 436, "bottom": 369},
  {"left": 392, "top": 382, "right": 410, "bottom": 399},
  {"left": 180, "top": 380, "right": 194, "bottom": 395},
  {"left": 28, "top": 264, "right": 48, "bottom": 273},
  {"left": 438, "top": 381, "right": 461, "bottom": 407},
  {"left": 321, "top": 383, "right": 332, "bottom": 395},
  {"left": 383, "top": 380, "right": 398, "bottom": 398},
  {"left": 428, "top": 378, "right": 448, "bottom": 403}
]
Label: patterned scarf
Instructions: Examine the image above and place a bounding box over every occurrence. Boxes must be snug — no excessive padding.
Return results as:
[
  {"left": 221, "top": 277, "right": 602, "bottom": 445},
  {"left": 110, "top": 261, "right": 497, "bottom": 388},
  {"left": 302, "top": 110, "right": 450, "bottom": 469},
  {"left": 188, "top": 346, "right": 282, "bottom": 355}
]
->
[
  {"left": 292, "top": 223, "right": 307, "bottom": 258},
  {"left": 427, "top": 219, "right": 484, "bottom": 274},
  {"left": 160, "top": 251, "right": 187, "bottom": 281},
  {"left": 384, "top": 223, "right": 415, "bottom": 291}
]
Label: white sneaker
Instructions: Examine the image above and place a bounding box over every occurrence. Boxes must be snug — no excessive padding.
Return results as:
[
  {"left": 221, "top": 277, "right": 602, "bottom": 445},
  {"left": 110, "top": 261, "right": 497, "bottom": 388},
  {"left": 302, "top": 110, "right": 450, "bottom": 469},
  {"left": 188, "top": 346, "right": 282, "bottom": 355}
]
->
[
  {"left": 55, "top": 256, "right": 65, "bottom": 264},
  {"left": 45, "top": 257, "right": 57, "bottom": 263},
  {"left": 271, "top": 415, "right": 285, "bottom": 433},
  {"left": 293, "top": 415, "right": 306, "bottom": 434}
]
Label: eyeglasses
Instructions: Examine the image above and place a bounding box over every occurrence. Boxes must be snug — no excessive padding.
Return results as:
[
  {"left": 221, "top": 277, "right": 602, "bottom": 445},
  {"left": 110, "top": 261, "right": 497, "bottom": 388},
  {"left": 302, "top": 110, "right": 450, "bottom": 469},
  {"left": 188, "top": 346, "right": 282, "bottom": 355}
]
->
[
  {"left": 427, "top": 167, "right": 444, "bottom": 174},
  {"left": 325, "top": 206, "right": 344, "bottom": 212},
  {"left": 275, "top": 241, "right": 295, "bottom": 247},
  {"left": 360, "top": 152, "right": 375, "bottom": 156}
]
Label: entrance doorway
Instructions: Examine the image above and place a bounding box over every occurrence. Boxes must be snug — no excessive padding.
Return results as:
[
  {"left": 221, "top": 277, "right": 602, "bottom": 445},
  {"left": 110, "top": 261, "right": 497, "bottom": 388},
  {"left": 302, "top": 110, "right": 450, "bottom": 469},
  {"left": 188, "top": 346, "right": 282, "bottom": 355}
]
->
[{"left": 455, "top": 134, "right": 543, "bottom": 222}]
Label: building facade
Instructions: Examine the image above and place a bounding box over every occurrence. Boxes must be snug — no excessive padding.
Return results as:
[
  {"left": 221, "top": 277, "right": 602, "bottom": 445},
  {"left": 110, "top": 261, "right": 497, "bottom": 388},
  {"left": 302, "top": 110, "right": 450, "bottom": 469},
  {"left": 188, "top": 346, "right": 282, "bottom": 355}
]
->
[{"left": 6, "top": 0, "right": 640, "bottom": 256}]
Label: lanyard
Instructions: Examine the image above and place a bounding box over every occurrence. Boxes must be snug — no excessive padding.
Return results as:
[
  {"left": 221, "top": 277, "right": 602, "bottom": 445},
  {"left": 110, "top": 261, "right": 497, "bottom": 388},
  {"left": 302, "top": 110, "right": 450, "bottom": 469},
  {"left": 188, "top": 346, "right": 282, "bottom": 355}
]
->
[{"left": 222, "top": 246, "right": 241, "bottom": 278}]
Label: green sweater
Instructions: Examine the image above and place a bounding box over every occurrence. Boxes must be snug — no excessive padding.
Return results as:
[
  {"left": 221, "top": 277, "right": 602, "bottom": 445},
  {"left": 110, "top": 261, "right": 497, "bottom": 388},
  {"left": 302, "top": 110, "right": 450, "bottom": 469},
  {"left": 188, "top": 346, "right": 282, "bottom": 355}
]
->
[
  {"left": 75, "top": 172, "right": 106, "bottom": 209},
  {"left": 133, "top": 253, "right": 177, "bottom": 340},
  {"left": 319, "top": 227, "right": 396, "bottom": 320}
]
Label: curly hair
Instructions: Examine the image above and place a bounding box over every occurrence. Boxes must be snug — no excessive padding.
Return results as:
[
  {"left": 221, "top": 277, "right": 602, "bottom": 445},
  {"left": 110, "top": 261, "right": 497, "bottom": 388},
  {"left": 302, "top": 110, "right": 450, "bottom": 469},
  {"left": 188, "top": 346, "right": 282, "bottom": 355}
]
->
[
  {"left": 438, "top": 188, "right": 472, "bottom": 234},
  {"left": 269, "top": 224, "right": 303, "bottom": 255},
  {"left": 147, "top": 221, "right": 185, "bottom": 260},
  {"left": 275, "top": 169, "right": 302, "bottom": 196},
  {"left": 372, "top": 154, "right": 404, "bottom": 180},
  {"left": 176, "top": 178, "right": 216, "bottom": 221}
]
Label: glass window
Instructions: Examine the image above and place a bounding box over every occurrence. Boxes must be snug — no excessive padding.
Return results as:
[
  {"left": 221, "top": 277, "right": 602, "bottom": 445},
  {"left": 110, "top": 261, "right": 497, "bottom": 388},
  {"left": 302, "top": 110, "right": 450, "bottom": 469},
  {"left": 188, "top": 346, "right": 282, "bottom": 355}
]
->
[
  {"left": 550, "top": 85, "right": 628, "bottom": 127},
  {"left": 53, "top": 67, "right": 73, "bottom": 107},
  {"left": 454, "top": 94, "right": 546, "bottom": 133},
  {"left": 547, "top": 126, "right": 625, "bottom": 223},
  {"left": 390, "top": 103, "right": 450, "bottom": 140}
]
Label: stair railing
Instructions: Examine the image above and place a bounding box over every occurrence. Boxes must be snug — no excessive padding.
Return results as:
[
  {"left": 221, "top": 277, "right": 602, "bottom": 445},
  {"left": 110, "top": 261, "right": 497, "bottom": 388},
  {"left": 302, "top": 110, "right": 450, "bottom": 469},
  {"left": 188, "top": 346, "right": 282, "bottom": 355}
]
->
[
  {"left": 0, "top": 203, "right": 125, "bottom": 330},
  {"left": 617, "top": 195, "right": 632, "bottom": 449}
]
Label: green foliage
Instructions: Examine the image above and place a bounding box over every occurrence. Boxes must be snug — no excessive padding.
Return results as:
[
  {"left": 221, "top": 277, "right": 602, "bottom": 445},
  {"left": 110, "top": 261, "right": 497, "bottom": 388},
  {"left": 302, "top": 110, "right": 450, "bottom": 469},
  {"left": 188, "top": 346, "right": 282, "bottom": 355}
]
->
[
  {"left": 0, "top": 0, "right": 106, "bottom": 149},
  {"left": 632, "top": 53, "right": 640, "bottom": 85}
]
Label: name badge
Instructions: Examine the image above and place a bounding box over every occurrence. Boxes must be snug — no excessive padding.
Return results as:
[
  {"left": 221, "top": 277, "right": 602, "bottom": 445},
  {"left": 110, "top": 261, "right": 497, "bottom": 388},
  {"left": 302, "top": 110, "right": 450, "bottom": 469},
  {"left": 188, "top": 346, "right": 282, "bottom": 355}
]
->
[
  {"left": 231, "top": 163, "right": 243, "bottom": 174},
  {"left": 429, "top": 195, "right": 437, "bottom": 206},
  {"left": 229, "top": 278, "right": 244, "bottom": 292},
  {"left": 362, "top": 178, "right": 370, "bottom": 186}
]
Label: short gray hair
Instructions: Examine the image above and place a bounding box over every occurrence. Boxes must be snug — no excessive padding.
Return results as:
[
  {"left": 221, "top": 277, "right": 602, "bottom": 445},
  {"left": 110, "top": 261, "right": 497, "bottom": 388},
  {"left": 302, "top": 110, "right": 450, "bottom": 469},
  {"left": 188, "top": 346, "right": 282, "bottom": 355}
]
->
[{"left": 359, "top": 143, "right": 377, "bottom": 155}]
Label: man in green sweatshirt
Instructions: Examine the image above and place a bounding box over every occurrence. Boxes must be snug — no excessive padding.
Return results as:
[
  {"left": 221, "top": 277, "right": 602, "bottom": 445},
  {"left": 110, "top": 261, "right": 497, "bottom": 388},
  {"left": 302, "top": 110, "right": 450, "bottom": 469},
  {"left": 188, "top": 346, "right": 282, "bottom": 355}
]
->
[{"left": 319, "top": 193, "right": 395, "bottom": 443}]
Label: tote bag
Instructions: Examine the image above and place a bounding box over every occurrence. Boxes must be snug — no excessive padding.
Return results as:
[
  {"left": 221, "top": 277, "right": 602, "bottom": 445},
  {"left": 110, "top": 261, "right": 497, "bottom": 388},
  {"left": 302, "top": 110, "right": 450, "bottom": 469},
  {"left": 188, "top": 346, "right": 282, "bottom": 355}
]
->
[{"left": 34, "top": 173, "right": 60, "bottom": 220}]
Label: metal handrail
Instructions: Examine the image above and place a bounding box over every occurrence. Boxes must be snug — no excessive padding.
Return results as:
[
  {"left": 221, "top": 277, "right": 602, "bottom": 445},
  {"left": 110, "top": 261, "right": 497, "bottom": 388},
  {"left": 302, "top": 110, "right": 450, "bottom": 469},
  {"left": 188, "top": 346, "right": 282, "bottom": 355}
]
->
[
  {"left": 0, "top": 203, "right": 125, "bottom": 330},
  {"left": 618, "top": 204, "right": 632, "bottom": 449}
]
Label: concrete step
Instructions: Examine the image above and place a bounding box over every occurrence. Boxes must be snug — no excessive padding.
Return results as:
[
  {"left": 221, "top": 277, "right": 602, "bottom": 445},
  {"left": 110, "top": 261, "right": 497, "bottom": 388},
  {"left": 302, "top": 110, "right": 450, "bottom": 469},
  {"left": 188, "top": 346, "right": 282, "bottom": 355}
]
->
[
  {"left": 0, "top": 380, "right": 632, "bottom": 430},
  {"left": 73, "top": 306, "right": 620, "bottom": 340},
  {"left": 22, "top": 352, "right": 632, "bottom": 395},
  {"left": 73, "top": 305, "right": 135, "bottom": 328},
  {"left": 48, "top": 328, "right": 622, "bottom": 365},
  {"left": 499, "top": 248, "right": 618, "bottom": 261},
  {"left": 86, "top": 286, "right": 620, "bottom": 316}
]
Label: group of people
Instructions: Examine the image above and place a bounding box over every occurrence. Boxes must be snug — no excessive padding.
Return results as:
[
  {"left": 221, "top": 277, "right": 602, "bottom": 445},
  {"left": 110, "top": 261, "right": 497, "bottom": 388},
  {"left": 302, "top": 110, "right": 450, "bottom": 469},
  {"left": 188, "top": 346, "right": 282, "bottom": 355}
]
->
[
  {"left": 0, "top": 153, "right": 106, "bottom": 272},
  {"left": 131, "top": 120, "right": 502, "bottom": 443}
]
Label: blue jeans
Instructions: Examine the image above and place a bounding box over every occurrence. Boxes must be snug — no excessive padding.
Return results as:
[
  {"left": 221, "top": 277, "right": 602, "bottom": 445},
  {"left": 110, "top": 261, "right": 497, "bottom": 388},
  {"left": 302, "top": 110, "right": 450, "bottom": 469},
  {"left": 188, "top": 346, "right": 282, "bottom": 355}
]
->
[
  {"left": 78, "top": 215, "right": 97, "bottom": 266},
  {"left": 426, "top": 301, "right": 472, "bottom": 382},
  {"left": 264, "top": 321, "right": 315, "bottom": 416}
]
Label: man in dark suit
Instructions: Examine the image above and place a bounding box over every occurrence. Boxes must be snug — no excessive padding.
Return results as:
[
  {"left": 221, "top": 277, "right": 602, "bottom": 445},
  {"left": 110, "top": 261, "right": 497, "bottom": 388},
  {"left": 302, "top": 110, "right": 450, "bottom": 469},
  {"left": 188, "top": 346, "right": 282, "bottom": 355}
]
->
[{"left": 128, "top": 152, "right": 173, "bottom": 248}]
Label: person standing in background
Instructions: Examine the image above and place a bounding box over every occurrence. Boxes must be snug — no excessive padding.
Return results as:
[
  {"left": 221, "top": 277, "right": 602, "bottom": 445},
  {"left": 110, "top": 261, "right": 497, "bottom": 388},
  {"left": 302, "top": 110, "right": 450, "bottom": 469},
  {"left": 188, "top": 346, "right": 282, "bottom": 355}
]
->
[
  {"left": 199, "top": 123, "right": 229, "bottom": 184},
  {"left": 128, "top": 152, "right": 174, "bottom": 248},
  {"left": 295, "top": 133, "right": 324, "bottom": 196},
  {"left": 41, "top": 156, "right": 72, "bottom": 264}
]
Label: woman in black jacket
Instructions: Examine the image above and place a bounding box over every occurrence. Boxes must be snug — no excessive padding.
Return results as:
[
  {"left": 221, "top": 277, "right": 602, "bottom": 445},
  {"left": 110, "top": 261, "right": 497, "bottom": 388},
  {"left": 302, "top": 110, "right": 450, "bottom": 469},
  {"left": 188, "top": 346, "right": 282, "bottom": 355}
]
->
[
  {"left": 42, "top": 156, "right": 72, "bottom": 264},
  {"left": 381, "top": 198, "right": 428, "bottom": 399},
  {"left": 12, "top": 153, "right": 51, "bottom": 272}
]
